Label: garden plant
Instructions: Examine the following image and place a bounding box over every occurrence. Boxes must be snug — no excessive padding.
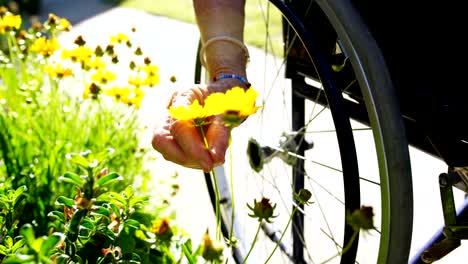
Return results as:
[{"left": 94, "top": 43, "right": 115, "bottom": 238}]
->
[{"left": 0, "top": 8, "right": 200, "bottom": 263}]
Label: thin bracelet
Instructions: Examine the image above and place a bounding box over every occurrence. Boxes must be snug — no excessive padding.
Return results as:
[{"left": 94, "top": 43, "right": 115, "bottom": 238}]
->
[
  {"left": 199, "top": 35, "right": 250, "bottom": 67},
  {"left": 213, "top": 73, "right": 251, "bottom": 88}
]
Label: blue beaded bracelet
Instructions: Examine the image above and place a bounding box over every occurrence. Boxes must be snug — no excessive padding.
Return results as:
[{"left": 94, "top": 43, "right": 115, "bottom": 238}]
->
[{"left": 213, "top": 74, "right": 251, "bottom": 88}]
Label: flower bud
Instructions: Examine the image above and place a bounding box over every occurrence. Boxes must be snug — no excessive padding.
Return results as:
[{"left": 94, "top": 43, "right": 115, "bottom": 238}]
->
[
  {"left": 201, "top": 230, "right": 224, "bottom": 262},
  {"left": 347, "top": 205, "right": 375, "bottom": 231},
  {"left": 247, "top": 197, "right": 277, "bottom": 223}
]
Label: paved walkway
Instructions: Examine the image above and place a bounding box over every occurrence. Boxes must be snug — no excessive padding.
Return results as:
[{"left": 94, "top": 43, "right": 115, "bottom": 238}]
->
[{"left": 38, "top": 0, "right": 466, "bottom": 262}]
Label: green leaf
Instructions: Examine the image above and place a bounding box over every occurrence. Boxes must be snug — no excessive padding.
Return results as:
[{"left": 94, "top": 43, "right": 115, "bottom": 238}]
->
[
  {"left": 124, "top": 186, "right": 134, "bottom": 199},
  {"left": 0, "top": 199, "right": 9, "bottom": 210},
  {"left": 124, "top": 219, "right": 141, "bottom": 229},
  {"left": 67, "top": 209, "right": 87, "bottom": 242},
  {"left": 181, "top": 239, "right": 197, "bottom": 264},
  {"left": 129, "top": 196, "right": 149, "bottom": 208},
  {"left": 40, "top": 233, "right": 65, "bottom": 256},
  {"left": 19, "top": 224, "right": 35, "bottom": 247},
  {"left": 31, "top": 237, "right": 44, "bottom": 254},
  {"left": 4, "top": 236, "right": 13, "bottom": 248},
  {"left": 0, "top": 244, "right": 9, "bottom": 255},
  {"left": 81, "top": 218, "right": 95, "bottom": 230},
  {"left": 109, "top": 203, "right": 121, "bottom": 218},
  {"left": 3, "top": 253, "right": 36, "bottom": 263},
  {"left": 100, "top": 228, "right": 116, "bottom": 240},
  {"left": 55, "top": 196, "right": 75, "bottom": 208},
  {"left": 58, "top": 172, "right": 84, "bottom": 187},
  {"left": 96, "top": 172, "right": 123, "bottom": 187},
  {"left": 94, "top": 148, "right": 115, "bottom": 164},
  {"left": 11, "top": 239, "right": 26, "bottom": 252},
  {"left": 66, "top": 153, "right": 90, "bottom": 169},
  {"left": 91, "top": 206, "right": 110, "bottom": 217},
  {"left": 54, "top": 254, "right": 71, "bottom": 264},
  {"left": 107, "top": 192, "right": 127, "bottom": 206},
  {"left": 47, "top": 211, "right": 66, "bottom": 223},
  {"left": 13, "top": 186, "right": 27, "bottom": 204}
]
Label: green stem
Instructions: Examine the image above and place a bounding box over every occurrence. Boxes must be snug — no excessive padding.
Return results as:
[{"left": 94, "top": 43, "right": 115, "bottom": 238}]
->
[
  {"left": 228, "top": 134, "right": 235, "bottom": 243},
  {"left": 264, "top": 206, "right": 298, "bottom": 264},
  {"left": 181, "top": 242, "right": 195, "bottom": 264},
  {"left": 319, "top": 229, "right": 359, "bottom": 264},
  {"left": 241, "top": 221, "right": 262, "bottom": 264},
  {"left": 199, "top": 127, "right": 222, "bottom": 240}
]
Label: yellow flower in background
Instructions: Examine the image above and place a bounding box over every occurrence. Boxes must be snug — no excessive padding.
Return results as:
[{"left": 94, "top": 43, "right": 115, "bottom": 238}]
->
[
  {"left": 0, "top": 13, "right": 21, "bottom": 33},
  {"left": 169, "top": 99, "right": 210, "bottom": 125},
  {"left": 204, "top": 87, "right": 261, "bottom": 126},
  {"left": 140, "top": 64, "right": 159, "bottom": 76},
  {"left": 128, "top": 75, "right": 146, "bottom": 87},
  {"left": 91, "top": 68, "right": 116, "bottom": 84},
  {"left": 120, "top": 88, "right": 145, "bottom": 108},
  {"left": 59, "top": 18, "right": 71, "bottom": 31},
  {"left": 29, "top": 37, "right": 60, "bottom": 56},
  {"left": 83, "top": 56, "right": 106, "bottom": 69},
  {"left": 110, "top": 33, "right": 130, "bottom": 44},
  {"left": 83, "top": 83, "right": 101, "bottom": 99},
  {"left": 144, "top": 74, "right": 160, "bottom": 87},
  {"left": 104, "top": 86, "right": 131, "bottom": 99},
  {"left": 122, "top": 94, "right": 143, "bottom": 108},
  {"left": 62, "top": 46, "right": 93, "bottom": 62},
  {"left": 45, "top": 63, "right": 73, "bottom": 78}
]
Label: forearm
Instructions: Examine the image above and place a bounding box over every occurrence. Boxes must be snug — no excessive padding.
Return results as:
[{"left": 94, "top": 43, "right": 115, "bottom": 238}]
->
[{"left": 193, "top": 0, "right": 247, "bottom": 81}]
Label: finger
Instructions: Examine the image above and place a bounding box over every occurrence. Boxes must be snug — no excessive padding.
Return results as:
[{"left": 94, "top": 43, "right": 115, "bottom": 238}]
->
[
  {"left": 170, "top": 120, "right": 214, "bottom": 171},
  {"left": 206, "top": 116, "right": 230, "bottom": 167},
  {"left": 152, "top": 119, "right": 202, "bottom": 170}
]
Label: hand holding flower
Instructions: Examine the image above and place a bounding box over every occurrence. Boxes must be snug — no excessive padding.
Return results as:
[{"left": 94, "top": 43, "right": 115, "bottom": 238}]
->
[{"left": 152, "top": 80, "right": 260, "bottom": 172}]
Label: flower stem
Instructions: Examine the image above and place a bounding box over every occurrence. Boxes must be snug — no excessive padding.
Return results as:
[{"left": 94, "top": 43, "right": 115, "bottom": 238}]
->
[
  {"left": 319, "top": 229, "right": 359, "bottom": 264},
  {"left": 264, "top": 206, "right": 298, "bottom": 264},
  {"left": 199, "top": 127, "right": 222, "bottom": 240},
  {"left": 242, "top": 221, "right": 262, "bottom": 264},
  {"left": 228, "top": 134, "right": 235, "bottom": 243}
]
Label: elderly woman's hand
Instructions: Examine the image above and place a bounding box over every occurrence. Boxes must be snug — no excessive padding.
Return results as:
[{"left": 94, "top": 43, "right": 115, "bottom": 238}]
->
[{"left": 151, "top": 79, "right": 246, "bottom": 172}]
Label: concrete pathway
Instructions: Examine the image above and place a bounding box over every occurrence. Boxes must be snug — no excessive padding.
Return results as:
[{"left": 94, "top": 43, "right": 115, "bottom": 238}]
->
[{"left": 36, "top": 0, "right": 467, "bottom": 262}]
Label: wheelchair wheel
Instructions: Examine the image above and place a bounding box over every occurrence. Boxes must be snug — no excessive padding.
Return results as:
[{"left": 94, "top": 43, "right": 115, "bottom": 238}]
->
[{"left": 194, "top": 0, "right": 413, "bottom": 263}]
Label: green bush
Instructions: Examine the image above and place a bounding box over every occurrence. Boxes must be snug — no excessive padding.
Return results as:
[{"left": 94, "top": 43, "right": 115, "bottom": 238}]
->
[{"left": 0, "top": 9, "right": 205, "bottom": 263}]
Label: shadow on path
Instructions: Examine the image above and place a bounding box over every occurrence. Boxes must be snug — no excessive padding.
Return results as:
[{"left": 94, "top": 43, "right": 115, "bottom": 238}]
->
[{"left": 38, "top": 0, "right": 115, "bottom": 25}]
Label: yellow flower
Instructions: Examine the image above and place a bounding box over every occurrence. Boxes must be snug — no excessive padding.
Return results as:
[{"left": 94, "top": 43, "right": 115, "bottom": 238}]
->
[
  {"left": 91, "top": 68, "right": 116, "bottom": 84},
  {"left": 169, "top": 99, "right": 210, "bottom": 125},
  {"left": 0, "top": 13, "right": 21, "bottom": 34},
  {"left": 204, "top": 87, "right": 261, "bottom": 126},
  {"left": 45, "top": 63, "right": 73, "bottom": 78},
  {"left": 120, "top": 89, "right": 144, "bottom": 108},
  {"left": 144, "top": 74, "right": 160, "bottom": 87},
  {"left": 128, "top": 75, "right": 145, "bottom": 87},
  {"left": 83, "top": 83, "right": 101, "bottom": 99},
  {"left": 61, "top": 46, "right": 93, "bottom": 62},
  {"left": 29, "top": 37, "right": 60, "bottom": 56},
  {"left": 110, "top": 33, "right": 129, "bottom": 44},
  {"left": 139, "top": 64, "right": 159, "bottom": 76},
  {"left": 59, "top": 18, "right": 71, "bottom": 31},
  {"left": 83, "top": 56, "right": 106, "bottom": 69},
  {"left": 104, "top": 86, "right": 131, "bottom": 99}
]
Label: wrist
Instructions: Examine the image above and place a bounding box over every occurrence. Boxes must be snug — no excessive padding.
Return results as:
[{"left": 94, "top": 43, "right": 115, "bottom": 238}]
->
[
  {"left": 213, "top": 73, "right": 251, "bottom": 88},
  {"left": 209, "top": 76, "right": 249, "bottom": 94},
  {"left": 201, "top": 37, "right": 248, "bottom": 79}
]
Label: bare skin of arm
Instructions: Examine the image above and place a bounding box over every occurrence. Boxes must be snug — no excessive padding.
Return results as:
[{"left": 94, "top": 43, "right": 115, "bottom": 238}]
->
[{"left": 152, "top": 0, "right": 248, "bottom": 172}]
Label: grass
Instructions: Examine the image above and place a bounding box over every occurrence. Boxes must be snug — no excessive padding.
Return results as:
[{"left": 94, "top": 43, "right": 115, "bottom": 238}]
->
[{"left": 117, "top": 0, "right": 283, "bottom": 55}]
